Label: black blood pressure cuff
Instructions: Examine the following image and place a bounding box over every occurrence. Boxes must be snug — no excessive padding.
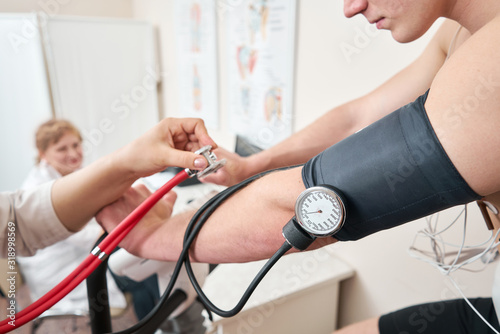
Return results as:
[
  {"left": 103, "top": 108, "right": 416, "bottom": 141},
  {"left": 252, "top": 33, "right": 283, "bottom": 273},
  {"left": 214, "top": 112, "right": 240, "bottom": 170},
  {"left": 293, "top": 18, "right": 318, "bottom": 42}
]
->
[{"left": 302, "top": 90, "right": 481, "bottom": 241}]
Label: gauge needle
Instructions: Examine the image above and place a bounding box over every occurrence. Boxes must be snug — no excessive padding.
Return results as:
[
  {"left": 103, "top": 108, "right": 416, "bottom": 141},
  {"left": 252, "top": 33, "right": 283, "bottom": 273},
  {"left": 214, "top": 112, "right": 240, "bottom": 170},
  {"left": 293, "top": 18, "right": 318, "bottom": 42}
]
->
[{"left": 305, "top": 210, "right": 322, "bottom": 214}]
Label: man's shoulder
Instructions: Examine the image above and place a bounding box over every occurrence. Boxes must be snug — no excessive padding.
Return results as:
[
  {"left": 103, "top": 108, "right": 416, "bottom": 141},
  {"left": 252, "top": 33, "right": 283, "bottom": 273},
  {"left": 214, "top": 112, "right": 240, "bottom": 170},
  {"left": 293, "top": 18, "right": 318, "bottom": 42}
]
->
[
  {"left": 475, "top": 14, "right": 500, "bottom": 41},
  {"left": 455, "top": 15, "right": 500, "bottom": 65},
  {"left": 427, "top": 15, "right": 500, "bottom": 118}
]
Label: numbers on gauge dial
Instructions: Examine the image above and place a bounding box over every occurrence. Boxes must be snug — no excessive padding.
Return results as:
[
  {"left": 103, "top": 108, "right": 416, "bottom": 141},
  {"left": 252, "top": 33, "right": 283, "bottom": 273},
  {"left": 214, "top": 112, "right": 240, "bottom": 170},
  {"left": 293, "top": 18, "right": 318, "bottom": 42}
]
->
[{"left": 298, "top": 190, "right": 343, "bottom": 235}]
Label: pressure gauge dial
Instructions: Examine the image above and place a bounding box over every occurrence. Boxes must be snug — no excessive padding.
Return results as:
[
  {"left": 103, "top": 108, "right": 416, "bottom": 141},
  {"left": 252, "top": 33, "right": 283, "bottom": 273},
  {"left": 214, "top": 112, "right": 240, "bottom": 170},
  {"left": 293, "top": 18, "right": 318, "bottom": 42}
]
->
[{"left": 294, "top": 185, "right": 346, "bottom": 237}]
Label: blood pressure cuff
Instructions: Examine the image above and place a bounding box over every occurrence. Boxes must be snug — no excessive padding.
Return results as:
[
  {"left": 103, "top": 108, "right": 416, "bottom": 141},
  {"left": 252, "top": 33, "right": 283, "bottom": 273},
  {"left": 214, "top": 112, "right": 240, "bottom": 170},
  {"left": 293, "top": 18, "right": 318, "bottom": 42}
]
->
[{"left": 302, "top": 90, "right": 481, "bottom": 241}]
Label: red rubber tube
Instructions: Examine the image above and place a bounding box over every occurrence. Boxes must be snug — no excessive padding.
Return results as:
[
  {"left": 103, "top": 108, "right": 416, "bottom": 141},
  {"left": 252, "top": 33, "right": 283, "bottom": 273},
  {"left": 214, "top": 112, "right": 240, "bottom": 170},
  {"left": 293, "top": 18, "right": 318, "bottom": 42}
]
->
[{"left": 0, "top": 170, "right": 189, "bottom": 333}]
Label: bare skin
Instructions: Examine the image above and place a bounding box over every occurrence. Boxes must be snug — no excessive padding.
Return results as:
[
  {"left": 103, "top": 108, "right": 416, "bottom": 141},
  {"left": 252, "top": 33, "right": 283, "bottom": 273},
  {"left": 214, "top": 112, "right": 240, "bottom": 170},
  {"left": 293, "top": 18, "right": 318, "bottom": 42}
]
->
[
  {"left": 334, "top": 317, "right": 380, "bottom": 334},
  {"left": 98, "top": 167, "right": 308, "bottom": 263}
]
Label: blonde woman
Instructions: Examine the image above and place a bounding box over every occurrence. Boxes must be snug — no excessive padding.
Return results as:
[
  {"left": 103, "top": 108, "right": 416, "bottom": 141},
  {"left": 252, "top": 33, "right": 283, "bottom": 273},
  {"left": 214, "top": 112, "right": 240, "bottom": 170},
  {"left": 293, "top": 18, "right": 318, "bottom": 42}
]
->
[
  {"left": 18, "top": 119, "right": 128, "bottom": 314},
  {"left": 22, "top": 119, "right": 83, "bottom": 187}
]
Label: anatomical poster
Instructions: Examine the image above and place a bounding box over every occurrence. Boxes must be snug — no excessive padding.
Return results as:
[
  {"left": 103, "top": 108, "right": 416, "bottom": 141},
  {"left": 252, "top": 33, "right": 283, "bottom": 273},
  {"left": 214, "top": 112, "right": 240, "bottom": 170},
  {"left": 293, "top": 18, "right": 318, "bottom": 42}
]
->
[
  {"left": 175, "top": 0, "right": 219, "bottom": 129},
  {"left": 227, "top": 0, "right": 296, "bottom": 149}
]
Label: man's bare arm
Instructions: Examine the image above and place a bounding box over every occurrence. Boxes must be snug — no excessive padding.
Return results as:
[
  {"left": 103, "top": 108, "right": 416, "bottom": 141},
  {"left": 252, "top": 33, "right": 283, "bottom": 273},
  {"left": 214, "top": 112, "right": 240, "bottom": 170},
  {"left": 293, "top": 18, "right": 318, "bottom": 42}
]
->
[{"left": 98, "top": 167, "right": 312, "bottom": 263}]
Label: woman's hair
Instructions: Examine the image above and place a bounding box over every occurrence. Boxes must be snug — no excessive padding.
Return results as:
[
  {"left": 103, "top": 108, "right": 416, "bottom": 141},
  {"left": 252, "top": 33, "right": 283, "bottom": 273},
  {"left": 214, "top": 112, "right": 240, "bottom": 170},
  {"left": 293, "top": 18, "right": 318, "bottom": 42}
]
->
[{"left": 35, "top": 119, "right": 82, "bottom": 163}]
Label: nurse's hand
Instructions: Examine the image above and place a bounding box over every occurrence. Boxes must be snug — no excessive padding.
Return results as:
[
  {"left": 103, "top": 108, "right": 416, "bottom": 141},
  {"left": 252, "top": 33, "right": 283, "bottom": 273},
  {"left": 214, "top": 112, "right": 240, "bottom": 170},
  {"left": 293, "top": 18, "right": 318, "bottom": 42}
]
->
[
  {"left": 53, "top": 117, "right": 215, "bottom": 233},
  {"left": 96, "top": 184, "right": 176, "bottom": 256},
  {"left": 113, "top": 117, "right": 217, "bottom": 179}
]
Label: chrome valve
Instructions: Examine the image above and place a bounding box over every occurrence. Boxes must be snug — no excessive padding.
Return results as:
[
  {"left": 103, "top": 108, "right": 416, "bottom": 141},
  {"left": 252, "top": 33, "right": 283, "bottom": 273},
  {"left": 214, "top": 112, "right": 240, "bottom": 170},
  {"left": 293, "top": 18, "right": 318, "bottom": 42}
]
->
[{"left": 186, "top": 145, "right": 226, "bottom": 178}]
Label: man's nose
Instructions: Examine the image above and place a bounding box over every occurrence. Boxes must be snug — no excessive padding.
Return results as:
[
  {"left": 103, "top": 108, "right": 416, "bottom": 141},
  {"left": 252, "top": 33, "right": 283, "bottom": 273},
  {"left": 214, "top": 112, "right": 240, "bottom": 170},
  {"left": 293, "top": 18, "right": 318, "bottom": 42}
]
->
[{"left": 344, "top": 0, "right": 367, "bottom": 18}]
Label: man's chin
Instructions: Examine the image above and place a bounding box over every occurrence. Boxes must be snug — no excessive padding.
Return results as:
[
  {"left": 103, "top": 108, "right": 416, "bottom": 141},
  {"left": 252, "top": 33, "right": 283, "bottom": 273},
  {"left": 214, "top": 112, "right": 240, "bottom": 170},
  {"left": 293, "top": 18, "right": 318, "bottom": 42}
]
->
[{"left": 391, "top": 28, "right": 427, "bottom": 44}]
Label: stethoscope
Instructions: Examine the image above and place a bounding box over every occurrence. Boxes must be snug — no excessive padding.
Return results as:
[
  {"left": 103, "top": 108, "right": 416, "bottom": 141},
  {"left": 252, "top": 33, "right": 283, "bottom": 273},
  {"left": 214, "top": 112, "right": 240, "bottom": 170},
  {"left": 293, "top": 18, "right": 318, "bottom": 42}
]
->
[{"left": 0, "top": 146, "right": 348, "bottom": 334}]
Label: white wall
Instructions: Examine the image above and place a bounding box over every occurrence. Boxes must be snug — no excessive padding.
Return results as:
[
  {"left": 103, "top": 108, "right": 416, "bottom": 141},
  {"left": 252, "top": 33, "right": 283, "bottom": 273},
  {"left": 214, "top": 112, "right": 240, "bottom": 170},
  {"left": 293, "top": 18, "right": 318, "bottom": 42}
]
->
[
  {"left": 131, "top": 1, "right": 498, "bottom": 330},
  {"left": 0, "top": 13, "right": 53, "bottom": 192},
  {"left": 0, "top": 0, "right": 133, "bottom": 18}
]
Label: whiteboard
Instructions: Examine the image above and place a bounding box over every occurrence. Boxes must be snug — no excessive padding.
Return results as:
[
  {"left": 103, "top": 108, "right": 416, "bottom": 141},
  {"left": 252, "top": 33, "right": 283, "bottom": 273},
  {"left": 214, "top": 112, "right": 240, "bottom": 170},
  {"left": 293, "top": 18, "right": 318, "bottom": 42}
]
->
[
  {"left": 0, "top": 13, "right": 53, "bottom": 192},
  {"left": 42, "top": 16, "right": 160, "bottom": 164}
]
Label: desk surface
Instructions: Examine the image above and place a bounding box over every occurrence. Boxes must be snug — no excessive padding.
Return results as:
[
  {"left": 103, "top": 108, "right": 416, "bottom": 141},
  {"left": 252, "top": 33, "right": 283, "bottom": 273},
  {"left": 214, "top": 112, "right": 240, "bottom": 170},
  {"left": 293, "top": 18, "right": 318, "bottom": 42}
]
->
[{"left": 202, "top": 245, "right": 354, "bottom": 322}]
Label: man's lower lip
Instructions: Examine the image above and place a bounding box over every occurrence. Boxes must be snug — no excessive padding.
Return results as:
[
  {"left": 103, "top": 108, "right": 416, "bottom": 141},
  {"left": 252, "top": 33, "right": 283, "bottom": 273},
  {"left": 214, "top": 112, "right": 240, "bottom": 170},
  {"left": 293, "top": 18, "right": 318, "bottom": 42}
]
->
[{"left": 376, "top": 18, "right": 385, "bottom": 29}]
